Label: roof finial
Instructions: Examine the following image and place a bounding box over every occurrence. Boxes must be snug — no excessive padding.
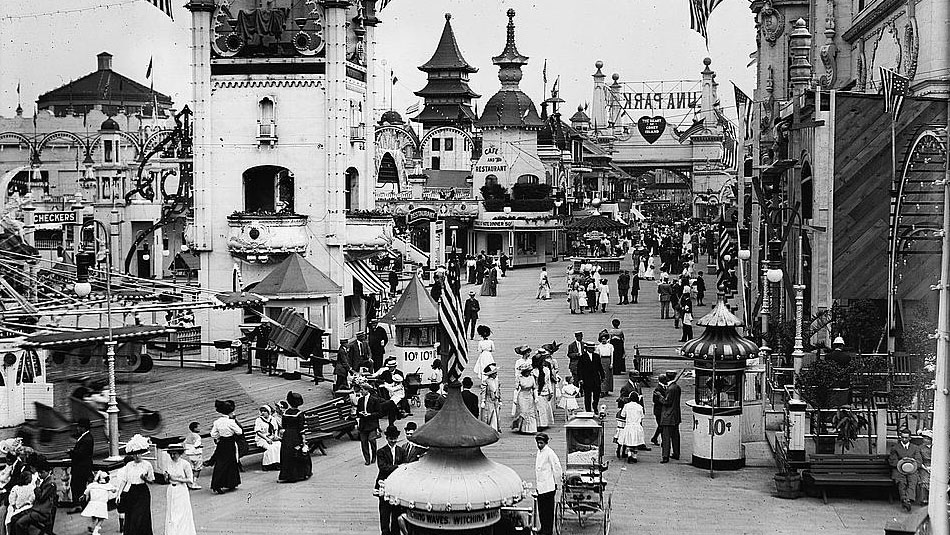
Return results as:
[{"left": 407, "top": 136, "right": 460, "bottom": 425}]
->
[
  {"left": 445, "top": 13, "right": 451, "bottom": 20},
  {"left": 506, "top": 9, "right": 517, "bottom": 50}
]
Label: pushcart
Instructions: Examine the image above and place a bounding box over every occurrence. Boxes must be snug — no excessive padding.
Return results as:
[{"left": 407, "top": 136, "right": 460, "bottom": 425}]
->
[{"left": 556, "top": 410, "right": 612, "bottom": 534}]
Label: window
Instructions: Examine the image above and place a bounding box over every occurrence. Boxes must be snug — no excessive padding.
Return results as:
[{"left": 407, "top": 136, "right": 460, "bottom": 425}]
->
[
  {"left": 431, "top": 156, "right": 441, "bottom": 170},
  {"left": 444, "top": 138, "right": 454, "bottom": 151},
  {"left": 517, "top": 174, "right": 540, "bottom": 184},
  {"left": 432, "top": 138, "right": 441, "bottom": 151},
  {"left": 259, "top": 97, "right": 276, "bottom": 141},
  {"left": 572, "top": 140, "right": 583, "bottom": 163},
  {"left": 103, "top": 140, "right": 114, "bottom": 163},
  {"left": 801, "top": 162, "right": 814, "bottom": 219},
  {"left": 516, "top": 233, "right": 538, "bottom": 255}
]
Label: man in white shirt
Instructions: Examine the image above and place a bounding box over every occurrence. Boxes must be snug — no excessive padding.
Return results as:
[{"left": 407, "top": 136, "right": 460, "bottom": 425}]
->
[{"left": 534, "top": 433, "right": 562, "bottom": 535}]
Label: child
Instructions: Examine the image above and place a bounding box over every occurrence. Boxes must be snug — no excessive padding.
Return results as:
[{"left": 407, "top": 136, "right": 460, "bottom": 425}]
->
[
  {"left": 557, "top": 376, "right": 580, "bottom": 419},
  {"left": 613, "top": 398, "right": 626, "bottom": 459},
  {"left": 81, "top": 471, "right": 115, "bottom": 535},
  {"left": 617, "top": 392, "right": 646, "bottom": 463},
  {"left": 5, "top": 470, "right": 34, "bottom": 529},
  {"left": 183, "top": 421, "right": 204, "bottom": 489}
]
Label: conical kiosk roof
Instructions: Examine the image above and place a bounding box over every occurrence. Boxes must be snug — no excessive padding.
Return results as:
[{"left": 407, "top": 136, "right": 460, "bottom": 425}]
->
[{"left": 377, "top": 276, "right": 440, "bottom": 326}]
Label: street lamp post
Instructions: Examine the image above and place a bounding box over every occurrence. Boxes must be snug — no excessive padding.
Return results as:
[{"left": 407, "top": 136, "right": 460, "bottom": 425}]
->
[
  {"left": 74, "top": 209, "right": 121, "bottom": 460},
  {"left": 791, "top": 233, "right": 806, "bottom": 381}
]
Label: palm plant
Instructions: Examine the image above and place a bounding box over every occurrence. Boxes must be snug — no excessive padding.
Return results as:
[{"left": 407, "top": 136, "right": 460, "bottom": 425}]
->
[{"left": 831, "top": 406, "right": 868, "bottom": 454}]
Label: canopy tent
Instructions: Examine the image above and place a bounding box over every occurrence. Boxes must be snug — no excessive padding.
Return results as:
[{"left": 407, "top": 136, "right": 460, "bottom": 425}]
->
[
  {"left": 377, "top": 276, "right": 439, "bottom": 326},
  {"left": 247, "top": 254, "right": 341, "bottom": 299},
  {"left": 564, "top": 214, "right": 628, "bottom": 232},
  {"left": 21, "top": 325, "right": 175, "bottom": 349}
]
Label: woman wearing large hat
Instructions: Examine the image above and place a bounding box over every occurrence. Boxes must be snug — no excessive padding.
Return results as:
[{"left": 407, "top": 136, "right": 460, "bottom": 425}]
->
[
  {"left": 479, "top": 362, "right": 502, "bottom": 432},
  {"left": 513, "top": 360, "right": 539, "bottom": 435},
  {"left": 115, "top": 434, "right": 155, "bottom": 535},
  {"left": 163, "top": 442, "right": 197, "bottom": 535},
  {"left": 209, "top": 400, "right": 242, "bottom": 494},
  {"left": 278, "top": 391, "right": 312, "bottom": 483}
]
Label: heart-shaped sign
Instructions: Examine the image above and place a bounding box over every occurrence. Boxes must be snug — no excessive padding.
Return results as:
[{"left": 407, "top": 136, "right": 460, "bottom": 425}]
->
[{"left": 637, "top": 116, "right": 667, "bottom": 144}]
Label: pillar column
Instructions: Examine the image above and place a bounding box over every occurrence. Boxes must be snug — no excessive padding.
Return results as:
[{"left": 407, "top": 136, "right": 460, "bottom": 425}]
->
[{"left": 185, "top": 0, "right": 215, "bottom": 250}]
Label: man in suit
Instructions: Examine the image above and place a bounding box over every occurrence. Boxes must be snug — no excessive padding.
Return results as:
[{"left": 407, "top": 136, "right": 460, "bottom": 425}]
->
[
  {"left": 659, "top": 370, "right": 682, "bottom": 463},
  {"left": 889, "top": 428, "right": 925, "bottom": 510},
  {"left": 10, "top": 456, "right": 55, "bottom": 535},
  {"left": 577, "top": 343, "right": 605, "bottom": 412},
  {"left": 619, "top": 371, "right": 641, "bottom": 406},
  {"left": 354, "top": 383, "right": 381, "bottom": 466},
  {"left": 399, "top": 422, "right": 426, "bottom": 463},
  {"left": 348, "top": 332, "right": 372, "bottom": 373},
  {"left": 67, "top": 417, "right": 94, "bottom": 513},
  {"left": 567, "top": 331, "right": 584, "bottom": 380},
  {"left": 649, "top": 375, "right": 669, "bottom": 445},
  {"left": 617, "top": 270, "right": 630, "bottom": 305},
  {"left": 657, "top": 276, "right": 672, "bottom": 319},
  {"left": 333, "top": 339, "right": 351, "bottom": 391},
  {"left": 463, "top": 291, "right": 480, "bottom": 340},
  {"left": 461, "top": 377, "right": 479, "bottom": 417},
  {"left": 369, "top": 323, "right": 389, "bottom": 372},
  {"left": 376, "top": 425, "right": 407, "bottom": 535},
  {"left": 388, "top": 269, "right": 399, "bottom": 295}
]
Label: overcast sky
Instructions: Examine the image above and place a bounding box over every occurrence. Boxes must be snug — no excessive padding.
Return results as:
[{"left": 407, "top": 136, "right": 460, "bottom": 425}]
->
[{"left": 0, "top": 0, "right": 755, "bottom": 123}]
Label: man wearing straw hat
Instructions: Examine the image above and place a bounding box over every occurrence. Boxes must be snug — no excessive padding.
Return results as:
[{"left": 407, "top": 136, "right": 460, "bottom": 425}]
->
[{"left": 889, "top": 428, "right": 924, "bottom": 511}]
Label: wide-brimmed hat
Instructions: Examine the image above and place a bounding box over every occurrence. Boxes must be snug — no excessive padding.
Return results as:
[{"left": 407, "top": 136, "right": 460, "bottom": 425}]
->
[
  {"left": 287, "top": 391, "right": 304, "bottom": 408},
  {"left": 32, "top": 454, "right": 50, "bottom": 472},
  {"left": 514, "top": 345, "right": 532, "bottom": 356},
  {"left": 385, "top": 357, "right": 398, "bottom": 367},
  {"left": 392, "top": 372, "right": 404, "bottom": 383},
  {"left": 384, "top": 425, "right": 400, "bottom": 439},
  {"left": 517, "top": 361, "right": 534, "bottom": 372},
  {"left": 165, "top": 443, "right": 186, "bottom": 454},
  {"left": 484, "top": 363, "right": 498, "bottom": 375},
  {"left": 124, "top": 434, "right": 151, "bottom": 455},
  {"left": 215, "top": 399, "right": 235, "bottom": 415}
]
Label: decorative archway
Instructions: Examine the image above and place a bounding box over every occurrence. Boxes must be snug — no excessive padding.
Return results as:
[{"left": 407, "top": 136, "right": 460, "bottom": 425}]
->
[
  {"left": 37, "top": 131, "right": 89, "bottom": 155},
  {"left": 418, "top": 126, "right": 475, "bottom": 156}
]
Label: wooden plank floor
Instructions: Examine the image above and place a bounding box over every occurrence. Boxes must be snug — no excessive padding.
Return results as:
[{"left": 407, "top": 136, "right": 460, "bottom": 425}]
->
[{"left": 50, "top": 259, "right": 902, "bottom": 534}]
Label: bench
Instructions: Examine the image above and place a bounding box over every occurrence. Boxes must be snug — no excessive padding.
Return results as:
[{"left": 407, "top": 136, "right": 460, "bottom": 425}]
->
[
  {"left": 303, "top": 398, "right": 356, "bottom": 456},
  {"left": 802, "top": 454, "right": 896, "bottom": 504}
]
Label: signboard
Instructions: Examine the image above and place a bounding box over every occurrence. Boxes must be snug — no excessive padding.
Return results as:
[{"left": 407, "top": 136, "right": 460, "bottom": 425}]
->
[
  {"left": 395, "top": 344, "right": 438, "bottom": 374},
  {"left": 637, "top": 116, "right": 667, "bottom": 144},
  {"left": 473, "top": 144, "right": 508, "bottom": 175},
  {"left": 616, "top": 80, "right": 702, "bottom": 115},
  {"left": 406, "top": 508, "right": 501, "bottom": 530},
  {"left": 474, "top": 220, "right": 514, "bottom": 230},
  {"left": 34, "top": 211, "right": 77, "bottom": 225},
  {"left": 407, "top": 207, "right": 437, "bottom": 225},
  {"left": 691, "top": 411, "right": 742, "bottom": 462}
]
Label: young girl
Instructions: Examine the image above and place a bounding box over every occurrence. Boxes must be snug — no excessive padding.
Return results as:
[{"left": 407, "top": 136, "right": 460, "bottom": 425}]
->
[
  {"left": 183, "top": 421, "right": 203, "bottom": 489},
  {"left": 681, "top": 306, "right": 694, "bottom": 342},
  {"left": 557, "top": 376, "right": 580, "bottom": 419},
  {"left": 617, "top": 392, "right": 646, "bottom": 463},
  {"left": 613, "top": 398, "right": 626, "bottom": 459},
  {"left": 81, "top": 471, "right": 116, "bottom": 535},
  {"left": 5, "top": 470, "right": 35, "bottom": 530}
]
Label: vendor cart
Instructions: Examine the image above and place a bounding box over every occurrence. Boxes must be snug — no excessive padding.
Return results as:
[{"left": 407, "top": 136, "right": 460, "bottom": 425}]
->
[{"left": 557, "top": 410, "right": 612, "bottom": 534}]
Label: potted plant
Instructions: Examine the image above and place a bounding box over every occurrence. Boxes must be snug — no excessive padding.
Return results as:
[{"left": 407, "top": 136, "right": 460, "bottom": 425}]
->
[
  {"left": 774, "top": 450, "right": 801, "bottom": 499},
  {"left": 796, "top": 359, "right": 851, "bottom": 454},
  {"left": 831, "top": 406, "right": 868, "bottom": 454}
]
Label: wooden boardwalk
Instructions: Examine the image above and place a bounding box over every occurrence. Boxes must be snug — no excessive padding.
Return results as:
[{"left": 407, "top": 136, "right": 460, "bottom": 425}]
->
[{"left": 49, "top": 260, "right": 902, "bottom": 534}]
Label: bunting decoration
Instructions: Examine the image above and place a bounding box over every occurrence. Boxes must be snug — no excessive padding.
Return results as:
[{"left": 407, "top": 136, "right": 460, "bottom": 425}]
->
[
  {"left": 144, "top": 0, "right": 173, "bottom": 19},
  {"left": 689, "top": 0, "right": 723, "bottom": 46}
]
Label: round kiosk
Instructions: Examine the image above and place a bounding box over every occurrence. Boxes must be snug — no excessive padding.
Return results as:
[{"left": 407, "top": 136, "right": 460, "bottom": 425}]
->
[
  {"left": 383, "top": 383, "right": 527, "bottom": 534},
  {"left": 681, "top": 298, "right": 760, "bottom": 470},
  {"left": 377, "top": 276, "right": 440, "bottom": 376}
]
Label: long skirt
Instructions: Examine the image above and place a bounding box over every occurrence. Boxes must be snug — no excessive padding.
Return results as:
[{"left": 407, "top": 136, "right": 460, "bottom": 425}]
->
[
  {"left": 480, "top": 401, "right": 500, "bottom": 432},
  {"left": 515, "top": 391, "right": 538, "bottom": 434},
  {"left": 165, "top": 483, "right": 197, "bottom": 535},
  {"left": 278, "top": 430, "right": 312, "bottom": 483},
  {"left": 610, "top": 339, "right": 625, "bottom": 375},
  {"left": 210, "top": 436, "right": 241, "bottom": 491},
  {"left": 259, "top": 440, "right": 281, "bottom": 469},
  {"left": 118, "top": 483, "right": 153, "bottom": 535},
  {"left": 568, "top": 292, "right": 580, "bottom": 313},
  {"left": 480, "top": 278, "right": 492, "bottom": 296},
  {"left": 537, "top": 394, "right": 555, "bottom": 429}
]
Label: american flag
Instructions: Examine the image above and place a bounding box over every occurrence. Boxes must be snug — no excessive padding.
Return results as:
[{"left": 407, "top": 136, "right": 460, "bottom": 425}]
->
[
  {"left": 689, "top": 0, "right": 724, "bottom": 46},
  {"left": 716, "top": 108, "right": 739, "bottom": 170},
  {"left": 145, "top": 0, "right": 173, "bottom": 20},
  {"left": 438, "top": 282, "right": 468, "bottom": 383},
  {"left": 879, "top": 67, "right": 909, "bottom": 121},
  {"left": 676, "top": 118, "right": 706, "bottom": 143},
  {"left": 717, "top": 216, "right": 737, "bottom": 300},
  {"left": 733, "top": 82, "right": 753, "bottom": 142}
]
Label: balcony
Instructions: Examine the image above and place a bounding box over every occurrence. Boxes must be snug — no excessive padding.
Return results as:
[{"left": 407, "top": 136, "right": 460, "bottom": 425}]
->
[
  {"left": 227, "top": 211, "right": 308, "bottom": 258},
  {"left": 258, "top": 123, "right": 277, "bottom": 145},
  {"left": 349, "top": 124, "right": 366, "bottom": 141},
  {"left": 345, "top": 211, "right": 393, "bottom": 251}
]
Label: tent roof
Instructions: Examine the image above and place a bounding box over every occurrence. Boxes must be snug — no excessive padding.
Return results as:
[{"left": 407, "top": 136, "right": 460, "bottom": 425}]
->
[
  {"left": 565, "top": 214, "right": 628, "bottom": 231},
  {"left": 377, "top": 276, "right": 439, "bottom": 326},
  {"left": 250, "top": 254, "right": 341, "bottom": 299}
]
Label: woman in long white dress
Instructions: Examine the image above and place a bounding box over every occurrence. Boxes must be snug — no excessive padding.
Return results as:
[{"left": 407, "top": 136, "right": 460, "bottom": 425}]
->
[
  {"left": 163, "top": 444, "right": 197, "bottom": 535},
  {"left": 479, "top": 363, "right": 502, "bottom": 432},
  {"left": 597, "top": 279, "right": 610, "bottom": 313},
  {"left": 253, "top": 406, "right": 282, "bottom": 471},
  {"left": 513, "top": 365, "right": 539, "bottom": 434},
  {"left": 473, "top": 325, "right": 496, "bottom": 381}
]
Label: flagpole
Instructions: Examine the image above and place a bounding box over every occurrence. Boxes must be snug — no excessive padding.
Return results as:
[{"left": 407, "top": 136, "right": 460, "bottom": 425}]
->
[{"left": 886, "top": 110, "right": 897, "bottom": 354}]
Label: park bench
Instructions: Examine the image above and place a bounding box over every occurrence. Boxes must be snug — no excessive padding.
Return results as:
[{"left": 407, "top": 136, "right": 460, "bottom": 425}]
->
[
  {"left": 302, "top": 398, "right": 356, "bottom": 456},
  {"left": 802, "top": 453, "right": 895, "bottom": 504}
]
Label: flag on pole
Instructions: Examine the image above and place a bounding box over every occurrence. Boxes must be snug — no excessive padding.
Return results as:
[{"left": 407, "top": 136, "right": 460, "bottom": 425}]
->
[
  {"left": 675, "top": 118, "right": 705, "bottom": 143},
  {"left": 689, "top": 0, "right": 724, "bottom": 46},
  {"left": 717, "top": 215, "right": 737, "bottom": 300},
  {"left": 145, "top": 0, "right": 174, "bottom": 20},
  {"left": 438, "top": 283, "right": 468, "bottom": 383},
  {"left": 879, "top": 67, "right": 909, "bottom": 121},
  {"left": 16, "top": 82, "right": 20, "bottom": 97},
  {"left": 542, "top": 59, "right": 547, "bottom": 86},
  {"left": 146, "top": 57, "right": 153, "bottom": 80},
  {"left": 552, "top": 75, "right": 560, "bottom": 96},
  {"left": 732, "top": 82, "right": 753, "bottom": 142}
]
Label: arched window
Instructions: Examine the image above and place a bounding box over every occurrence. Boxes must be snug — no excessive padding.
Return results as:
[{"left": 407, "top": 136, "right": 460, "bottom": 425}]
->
[
  {"left": 259, "top": 97, "right": 276, "bottom": 141},
  {"left": 243, "top": 165, "right": 293, "bottom": 213},
  {"left": 801, "top": 162, "right": 813, "bottom": 220},
  {"left": 345, "top": 167, "right": 360, "bottom": 211},
  {"left": 377, "top": 153, "right": 399, "bottom": 184},
  {"left": 517, "top": 174, "right": 539, "bottom": 184}
]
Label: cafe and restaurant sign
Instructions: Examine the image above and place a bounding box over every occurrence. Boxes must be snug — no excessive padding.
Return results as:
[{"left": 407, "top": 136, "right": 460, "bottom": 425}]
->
[{"left": 406, "top": 508, "right": 501, "bottom": 530}]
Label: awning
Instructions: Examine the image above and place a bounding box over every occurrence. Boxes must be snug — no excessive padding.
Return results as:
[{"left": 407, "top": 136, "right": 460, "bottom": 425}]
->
[
  {"left": 21, "top": 325, "right": 175, "bottom": 349},
  {"left": 630, "top": 207, "right": 646, "bottom": 221},
  {"left": 346, "top": 258, "right": 388, "bottom": 295}
]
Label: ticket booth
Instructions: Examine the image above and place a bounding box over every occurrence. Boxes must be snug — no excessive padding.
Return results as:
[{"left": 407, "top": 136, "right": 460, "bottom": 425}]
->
[
  {"left": 377, "top": 276, "right": 440, "bottom": 375},
  {"left": 681, "top": 298, "right": 760, "bottom": 471}
]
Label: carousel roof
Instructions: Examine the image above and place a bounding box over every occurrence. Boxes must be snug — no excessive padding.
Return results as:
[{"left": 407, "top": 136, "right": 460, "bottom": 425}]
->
[
  {"left": 412, "top": 384, "right": 500, "bottom": 448},
  {"left": 680, "top": 298, "right": 759, "bottom": 359},
  {"left": 377, "top": 276, "right": 439, "bottom": 326},
  {"left": 21, "top": 325, "right": 175, "bottom": 349},
  {"left": 564, "top": 214, "right": 628, "bottom": 231}
]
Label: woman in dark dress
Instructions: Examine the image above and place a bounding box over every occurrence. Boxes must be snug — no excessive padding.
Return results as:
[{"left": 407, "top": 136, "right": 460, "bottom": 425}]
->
[
  {"left": 116, "top": 434, "right": 155, "bottom": 535},
  {"left": 278, "top": 391, "right": 312, "bottom": 483},
  {"left": 209, "top": 399, "right": 242, "bottom": 494}
]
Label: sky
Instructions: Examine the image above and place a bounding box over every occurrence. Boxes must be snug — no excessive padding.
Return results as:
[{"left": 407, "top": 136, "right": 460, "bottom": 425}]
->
[{"left": 0, "top": 0, "right": 756, "bottom": 123}]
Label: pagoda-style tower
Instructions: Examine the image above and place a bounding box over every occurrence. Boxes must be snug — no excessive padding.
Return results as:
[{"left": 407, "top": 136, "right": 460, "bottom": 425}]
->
[{"left": 413, "top": 13, "right": 479, "bottom": 130}]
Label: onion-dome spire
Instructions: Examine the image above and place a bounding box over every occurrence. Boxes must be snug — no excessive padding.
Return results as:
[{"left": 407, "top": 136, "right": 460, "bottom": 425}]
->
[{"left": 492, "top": 9, "right": 528, "bottom": 89}]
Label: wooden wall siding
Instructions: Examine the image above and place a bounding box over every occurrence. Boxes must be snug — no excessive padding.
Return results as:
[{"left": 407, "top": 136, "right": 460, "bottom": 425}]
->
[{"left": 832, "top": 94, "right": 946, "bottom": 300}]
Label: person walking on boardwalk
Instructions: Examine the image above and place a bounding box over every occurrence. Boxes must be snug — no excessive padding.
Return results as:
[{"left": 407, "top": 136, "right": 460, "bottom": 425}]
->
[
  {"left": 577, "top": 341, "right": 605, "bottom": 412},
  {"left": 537, "top": 267, "right": 551, "bottom": 300},
  {"left": 659, "top": 371, "right": 682, "bottom": 463},
  {"left": 617, "top": 270, "right": 630, "bottom": 305},
  {"left": 630, "top": 272, "right": 641, "bottom": 303},
  {"left": 607, "top": 319, "right": 626, "bottom": 375},
  {"left": 889, "top": 428, "right": 925, "bottom": 511},
  {"left": 534, "top": 433, "right": 562, "bottom": 535},
  {"left": 278, "top": 392, "right": 312, "bottom": 483},
  {"left": 479, "top": 363, "right": 502, "bottom": 432},
  {"left": 657, "top": 276, "right": 672, "bottom": 319},
  {"left": 163, "top": 444, "right": 197, "bottom": 535},
  {"left": 209, "top": 400, "right": 242, "bottom": 493},
  {"left": 376, "top": 426, "right": 406, "bottom": 535},
  {"left": 463, "top": 291, "right": 480, "bottom": 339}
]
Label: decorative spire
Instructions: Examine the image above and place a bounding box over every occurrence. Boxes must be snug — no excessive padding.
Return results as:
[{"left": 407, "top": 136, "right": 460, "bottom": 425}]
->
[{"left": 492, "top": 9, "right": 529, "bottom": 89}]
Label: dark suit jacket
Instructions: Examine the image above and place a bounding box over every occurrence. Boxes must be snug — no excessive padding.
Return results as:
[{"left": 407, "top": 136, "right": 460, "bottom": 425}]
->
[
  {"left": 461, "top": 390, "right": 479, "bottom": 417},
  {"left": 69, "top": 431, "right": 94, "bottom": 475},
  {"left": 567, "top": 340, "right": 584, "bottom": 361},
  {"left": 619, "top": 381, "right": 640, "bottom": 404},
  {"left": 889, "top": 441, "right": 925, "bottom": 479},
  {"left": 399, "top": 442, "right": 427, "bottom": 463},
  {"left": 31, "top": 476, "right": 57, "bottom": 518},
  {"left": 577, "top": 352, "right": 604, "bottom": 385},
  {"left": 355, "top": 393, "right": 382, "bottom": 433},
  {"left": 652, "top": 386, "right": 667, "bottom": 418},
  {"left": 617, "top": 273, "right": 630, "bottom": 290},
  {"left": 660, "top": 382, "right": 682, "bottom": 425},
  {"left": 348, "top": 341, "right": 370, "bottom": 371},
  {"left": 463, "top": 298, "right": 480, "bottom": 320},
  {"left": 657, "top": 283, "right": 672, "bottom": 302},
  {"left": 375, "top": 444, "right": 407, "bottom": 489}
]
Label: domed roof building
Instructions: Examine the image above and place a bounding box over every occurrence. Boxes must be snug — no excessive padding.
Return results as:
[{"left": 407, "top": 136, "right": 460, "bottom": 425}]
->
[
  {"left": 477, "top": 9, "right": 543, "bottom": 130},
  {"left": 378, "top": 110, "right": 404, "bottom": 126}
]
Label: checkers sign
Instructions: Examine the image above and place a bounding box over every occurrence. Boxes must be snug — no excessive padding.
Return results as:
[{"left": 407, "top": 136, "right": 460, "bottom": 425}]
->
[{"left": 34, "top": 211, "right": 77, "bottom": 225}]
